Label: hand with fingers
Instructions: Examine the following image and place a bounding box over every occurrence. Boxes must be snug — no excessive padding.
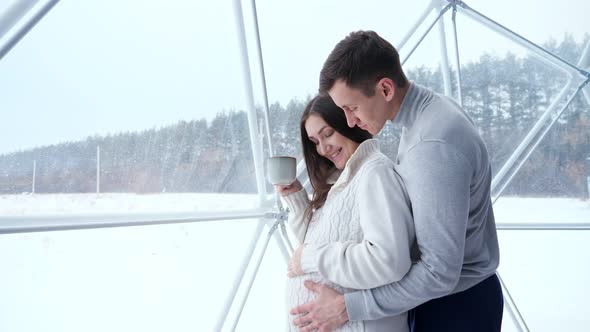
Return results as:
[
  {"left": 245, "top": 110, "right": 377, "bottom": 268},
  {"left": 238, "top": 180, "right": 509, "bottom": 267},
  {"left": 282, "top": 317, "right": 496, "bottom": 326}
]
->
[
  {"left": 275, "top": 179, "right": 303, "bottom": 197},
  {"left": 290, "top": 280, "right": 349, "bottom": 332}
]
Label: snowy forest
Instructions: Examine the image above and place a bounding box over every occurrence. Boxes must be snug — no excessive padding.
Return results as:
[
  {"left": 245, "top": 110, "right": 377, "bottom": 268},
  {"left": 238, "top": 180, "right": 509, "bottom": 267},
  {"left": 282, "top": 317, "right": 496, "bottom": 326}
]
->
[{"left": 1, "top": 35, "right": 589, "bottom": 197}]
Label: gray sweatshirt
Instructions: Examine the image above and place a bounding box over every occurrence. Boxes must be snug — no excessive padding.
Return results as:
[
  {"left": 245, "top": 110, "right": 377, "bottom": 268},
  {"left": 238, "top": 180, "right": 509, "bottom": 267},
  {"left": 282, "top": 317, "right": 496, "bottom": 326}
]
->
[{"left": 345, "top": 82, "right": 500, "bottom": 320}]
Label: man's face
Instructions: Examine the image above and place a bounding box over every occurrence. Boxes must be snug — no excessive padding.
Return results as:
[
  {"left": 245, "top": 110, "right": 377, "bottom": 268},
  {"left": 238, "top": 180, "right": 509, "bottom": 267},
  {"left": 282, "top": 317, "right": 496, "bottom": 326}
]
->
[{"left": 328, "top": 79, "right": 390, "bottom": 136}]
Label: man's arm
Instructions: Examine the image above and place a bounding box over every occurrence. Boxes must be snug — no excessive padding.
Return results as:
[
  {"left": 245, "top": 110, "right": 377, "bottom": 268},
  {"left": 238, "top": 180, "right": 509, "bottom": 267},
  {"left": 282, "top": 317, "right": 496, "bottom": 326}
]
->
[{"left": 346, "top": 141, "right": 472, "bottom": 320}]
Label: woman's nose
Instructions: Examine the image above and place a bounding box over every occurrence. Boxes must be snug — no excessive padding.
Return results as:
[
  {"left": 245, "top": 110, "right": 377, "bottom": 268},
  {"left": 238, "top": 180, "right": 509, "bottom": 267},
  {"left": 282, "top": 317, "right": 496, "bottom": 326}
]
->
[{"left": 318, "top": 142, "right": 331, "bottom": 156}]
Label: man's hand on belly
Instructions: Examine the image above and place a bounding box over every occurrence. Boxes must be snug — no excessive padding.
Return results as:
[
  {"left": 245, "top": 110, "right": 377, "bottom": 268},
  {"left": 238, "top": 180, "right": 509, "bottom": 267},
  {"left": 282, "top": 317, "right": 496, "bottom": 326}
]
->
[{"left": 290, "top": 280, "right": 349, "bottom": 332}]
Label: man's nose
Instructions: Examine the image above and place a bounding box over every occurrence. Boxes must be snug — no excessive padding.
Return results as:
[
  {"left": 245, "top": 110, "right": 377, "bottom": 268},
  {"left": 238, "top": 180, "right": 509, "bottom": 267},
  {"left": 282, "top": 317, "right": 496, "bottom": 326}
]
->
[{"left": 344, "top": 111, "right": 358, "bottom": 128}]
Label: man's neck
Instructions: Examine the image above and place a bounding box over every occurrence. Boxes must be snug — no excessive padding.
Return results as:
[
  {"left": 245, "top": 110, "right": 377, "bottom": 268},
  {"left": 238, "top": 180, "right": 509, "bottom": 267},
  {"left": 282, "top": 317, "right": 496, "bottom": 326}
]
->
[{"left": 388, "top": 82, "right": 411, "bottom": 121}]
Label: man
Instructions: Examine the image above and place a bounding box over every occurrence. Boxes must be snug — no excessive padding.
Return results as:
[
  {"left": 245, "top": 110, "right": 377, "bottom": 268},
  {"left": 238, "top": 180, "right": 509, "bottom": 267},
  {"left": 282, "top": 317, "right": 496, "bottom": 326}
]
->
[{"left": 290, "top": 30, "right": 503, "bottom": 332}]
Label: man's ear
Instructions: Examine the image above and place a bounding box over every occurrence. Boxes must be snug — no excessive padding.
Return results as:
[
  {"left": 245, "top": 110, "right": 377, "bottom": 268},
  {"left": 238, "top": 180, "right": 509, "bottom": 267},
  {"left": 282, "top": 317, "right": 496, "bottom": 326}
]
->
[{"left": 377, "top": 78, "right": 395, "bottom": 101}]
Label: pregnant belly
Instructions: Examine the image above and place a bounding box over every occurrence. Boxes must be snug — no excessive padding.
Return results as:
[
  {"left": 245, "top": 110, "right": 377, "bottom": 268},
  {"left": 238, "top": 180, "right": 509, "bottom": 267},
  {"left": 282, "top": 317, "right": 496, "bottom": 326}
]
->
[
  {"left": 285, "top": 273, "right": 327, "bottom": 310},
  {"left": 284, "top": 274, "right": 408, "bottom": 332},
  {"left": 285, "top": 273, "right": 365, "bottom": 332}
]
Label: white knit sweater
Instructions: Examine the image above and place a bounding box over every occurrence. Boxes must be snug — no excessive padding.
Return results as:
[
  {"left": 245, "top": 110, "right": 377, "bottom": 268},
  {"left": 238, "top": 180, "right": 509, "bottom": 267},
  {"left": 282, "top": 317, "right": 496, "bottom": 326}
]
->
[{"left": 283, "top": 139, "right": 414, "bottom": 332}]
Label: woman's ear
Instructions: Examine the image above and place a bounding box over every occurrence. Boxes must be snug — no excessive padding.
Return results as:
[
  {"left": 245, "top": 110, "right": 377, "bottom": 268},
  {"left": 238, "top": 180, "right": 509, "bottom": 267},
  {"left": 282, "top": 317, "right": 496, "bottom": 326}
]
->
[{"left": 377, "top": 78, "right": 395, "bottom": 101}]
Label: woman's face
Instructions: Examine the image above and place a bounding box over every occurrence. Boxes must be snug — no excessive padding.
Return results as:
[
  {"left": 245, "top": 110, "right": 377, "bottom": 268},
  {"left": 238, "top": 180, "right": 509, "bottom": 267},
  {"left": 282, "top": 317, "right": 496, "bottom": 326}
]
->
[{"left": 305, "top": 114, "right": 360, "bottom": 170}]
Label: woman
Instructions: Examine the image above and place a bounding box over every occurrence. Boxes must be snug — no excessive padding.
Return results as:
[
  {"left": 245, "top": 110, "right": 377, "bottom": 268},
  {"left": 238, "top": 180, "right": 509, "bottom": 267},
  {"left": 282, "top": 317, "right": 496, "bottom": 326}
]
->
[{"left": 278, "top": 94, "right": 415, "bottom": 332}]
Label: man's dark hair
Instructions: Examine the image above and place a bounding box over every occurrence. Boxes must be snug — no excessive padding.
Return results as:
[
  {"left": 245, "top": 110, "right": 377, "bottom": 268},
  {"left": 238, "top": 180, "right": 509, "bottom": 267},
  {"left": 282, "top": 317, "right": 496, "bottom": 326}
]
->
[{"left": 319, "top": 30, "right": 408, "bottom": 96}]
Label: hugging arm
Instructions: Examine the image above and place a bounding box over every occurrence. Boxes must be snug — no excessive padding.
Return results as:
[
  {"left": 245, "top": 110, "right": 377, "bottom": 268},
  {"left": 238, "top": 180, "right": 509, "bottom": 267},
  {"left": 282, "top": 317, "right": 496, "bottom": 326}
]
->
[{"left": 345, "top": 142, "right": 472, "bottom": 320}]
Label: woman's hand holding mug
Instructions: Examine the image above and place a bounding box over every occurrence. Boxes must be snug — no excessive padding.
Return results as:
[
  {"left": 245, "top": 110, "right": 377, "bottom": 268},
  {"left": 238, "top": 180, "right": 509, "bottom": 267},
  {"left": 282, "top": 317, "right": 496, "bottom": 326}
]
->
[{"left": 275, "top": 180, "right": 302, "bottom": 196}]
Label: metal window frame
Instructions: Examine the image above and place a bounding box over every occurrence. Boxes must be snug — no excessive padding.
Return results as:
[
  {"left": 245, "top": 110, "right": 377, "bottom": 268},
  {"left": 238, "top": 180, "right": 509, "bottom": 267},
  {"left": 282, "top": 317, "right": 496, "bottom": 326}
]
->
[{"left": 0, "top": 0, "right": 60, "bottom": 60}]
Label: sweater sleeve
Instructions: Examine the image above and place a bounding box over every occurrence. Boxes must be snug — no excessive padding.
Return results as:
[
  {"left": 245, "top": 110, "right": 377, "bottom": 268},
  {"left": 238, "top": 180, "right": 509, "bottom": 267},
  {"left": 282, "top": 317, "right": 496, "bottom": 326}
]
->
[
  {"left": 282, "top": 189, "right": 311, "bottom": 244},
  {"left": 345, "top": 141, "right": 472, "bottom": 320},
  {"left": 300, "top": 160, "right": 414, "bottom": 289}
]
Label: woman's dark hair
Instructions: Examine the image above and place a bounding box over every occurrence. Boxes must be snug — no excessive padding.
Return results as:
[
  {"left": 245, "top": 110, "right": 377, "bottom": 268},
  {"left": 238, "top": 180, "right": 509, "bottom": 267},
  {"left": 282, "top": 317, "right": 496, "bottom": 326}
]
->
[{"left": 300, "top": 94, "right": 372, "bottom": 223}]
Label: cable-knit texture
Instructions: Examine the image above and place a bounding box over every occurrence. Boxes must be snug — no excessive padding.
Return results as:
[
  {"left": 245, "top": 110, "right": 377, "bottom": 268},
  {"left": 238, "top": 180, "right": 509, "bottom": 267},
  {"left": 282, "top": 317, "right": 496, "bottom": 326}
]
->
[
  {"left": 285, "top": 171, "right": 364, "bottom": 332},
  {"left": 284, "top": 139, "right": 409, "bottom": 332}
]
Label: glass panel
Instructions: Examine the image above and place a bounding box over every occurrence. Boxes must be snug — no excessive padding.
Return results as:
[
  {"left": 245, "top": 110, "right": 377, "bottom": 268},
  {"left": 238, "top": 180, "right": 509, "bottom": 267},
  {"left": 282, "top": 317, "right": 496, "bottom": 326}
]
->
[
  {"left": 232, "top": 231, "right": 287, "bottom": 331},
  {"left": 497, "top": 231, "right": 590, "bottom": 331},
  {"left": 255, "top": 0, "right": 429, "bottom": 108},
  {"left": 450, "top": 11, "right": 588, "bottom": 184},
  {"left": 0, "top": 1, "right": 260, "bottom": 206},
  {"left": 0, "top": 218, "right": 265, "bottom": 332},
  {"left": 266, "top": 99, "right": 307, "bottom": 160},
  {"left": 494, "top": 83, "right": 589, "bottom": 199}
]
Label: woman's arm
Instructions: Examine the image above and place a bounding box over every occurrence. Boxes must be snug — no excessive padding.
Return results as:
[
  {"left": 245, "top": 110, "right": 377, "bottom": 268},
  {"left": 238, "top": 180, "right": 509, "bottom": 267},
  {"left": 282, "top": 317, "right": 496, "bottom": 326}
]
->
[
  {"left": 299, "top": 159, "right": 415, "bottom": 289},
  {"left": 279, "top": 182, "right": 310, "bottom": 244}
]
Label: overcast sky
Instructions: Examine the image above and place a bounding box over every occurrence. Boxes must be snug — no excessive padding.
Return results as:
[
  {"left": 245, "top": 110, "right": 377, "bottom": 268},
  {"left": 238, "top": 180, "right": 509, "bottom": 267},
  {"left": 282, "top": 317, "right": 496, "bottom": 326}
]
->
[{"left": 0, "top": 0, "right": 588, "bottom": 154}]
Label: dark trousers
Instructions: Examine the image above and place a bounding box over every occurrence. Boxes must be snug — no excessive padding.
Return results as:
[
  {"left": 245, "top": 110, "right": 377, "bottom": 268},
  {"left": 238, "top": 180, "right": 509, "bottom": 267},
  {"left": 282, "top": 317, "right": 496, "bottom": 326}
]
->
[{"left": 409, "top": 274, "right": 504, "bottom": 332}]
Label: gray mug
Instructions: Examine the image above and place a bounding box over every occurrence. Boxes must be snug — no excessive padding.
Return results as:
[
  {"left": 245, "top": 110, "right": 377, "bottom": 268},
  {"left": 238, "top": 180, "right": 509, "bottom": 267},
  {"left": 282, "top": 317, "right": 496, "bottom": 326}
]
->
[{"left": 267, "top": 156, "right": 296, "bottom": 185}]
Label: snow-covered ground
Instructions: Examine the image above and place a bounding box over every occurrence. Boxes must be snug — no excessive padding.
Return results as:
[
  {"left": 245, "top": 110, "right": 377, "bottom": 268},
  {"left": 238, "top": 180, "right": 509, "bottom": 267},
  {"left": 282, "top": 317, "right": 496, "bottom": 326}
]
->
[
  {"left": 0, "top": 192, "right": 261, "bottom": 215},
  {"left": 1, "top": 193, "right": 589, "bottom": 331}
]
